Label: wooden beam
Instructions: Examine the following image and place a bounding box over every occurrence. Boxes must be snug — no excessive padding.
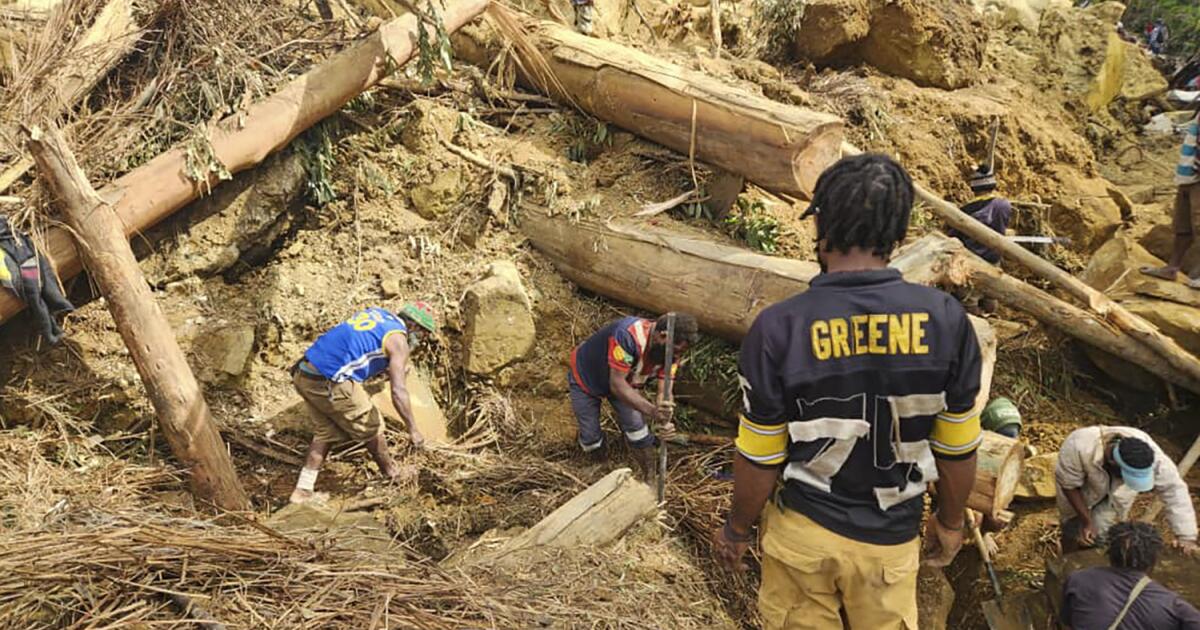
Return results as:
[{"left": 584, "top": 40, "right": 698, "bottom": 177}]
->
[{"left": 25, "top": 124, "right": 249, "bottom": 511}]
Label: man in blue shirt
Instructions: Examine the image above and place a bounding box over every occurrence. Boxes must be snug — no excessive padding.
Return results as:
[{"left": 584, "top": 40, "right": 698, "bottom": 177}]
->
[{"left": 289, "top": 302, "right": 438, "bottom": 504}]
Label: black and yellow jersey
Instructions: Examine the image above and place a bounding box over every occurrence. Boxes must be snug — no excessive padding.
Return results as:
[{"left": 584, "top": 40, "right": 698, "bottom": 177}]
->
[{"left": 736, "top": 268, "right": 982, "bottom": 545}]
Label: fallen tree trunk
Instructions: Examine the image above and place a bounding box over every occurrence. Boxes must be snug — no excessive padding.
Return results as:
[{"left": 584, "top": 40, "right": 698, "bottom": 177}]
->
[
  {"left": 457, "top": 8, "right": 843, "bottom": 199},
  {"left": 0, "top": 0, "right": 490, "bottom": 324},
  {"left": 26, "top": 124, "right": 250, "bottom": 511},
  {"left": 842, "top": 142, "right": 1200, "bottom": 395}
]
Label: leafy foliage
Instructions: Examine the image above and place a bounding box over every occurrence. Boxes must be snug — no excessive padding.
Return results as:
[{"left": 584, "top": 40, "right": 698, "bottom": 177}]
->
[
  {"left": 723, "top": 197, "right": 782, "bottom": 253},
  {"left": 747, "top": 0, "right": 807, "bottom": 62},
  {"left": 416, "top": 0, "right": 454, "bottom": 84},
  {"left": 297, "top": 123, "right": 337, "bottom": 206}
]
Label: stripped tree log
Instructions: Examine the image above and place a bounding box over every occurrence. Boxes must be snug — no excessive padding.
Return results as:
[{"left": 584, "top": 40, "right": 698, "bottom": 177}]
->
[
  {"left": 0, "top": 0, "right": 491, "bottom": 324},
  {"left": 26, "top": 124, "right": 250, "bottom": 511},
  {"left": 457, "top": 8, "right": 844, "bottom": 199},
  {"left": 841, "top": 142, "right": 1200, "bottom": 395}
]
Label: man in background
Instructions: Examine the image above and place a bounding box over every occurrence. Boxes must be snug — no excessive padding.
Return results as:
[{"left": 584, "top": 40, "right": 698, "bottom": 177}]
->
[
  {"left": 1056, "top": 425, "right": 1197, "bottom": 554},
  {"left": 1061, "top": 521, "right": 1200, "bottom": 630}
]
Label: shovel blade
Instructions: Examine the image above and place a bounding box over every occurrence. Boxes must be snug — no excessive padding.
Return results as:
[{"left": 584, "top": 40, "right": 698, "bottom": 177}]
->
[{"left": 982, "top": 599, "right": 1031, "bottom": 630}]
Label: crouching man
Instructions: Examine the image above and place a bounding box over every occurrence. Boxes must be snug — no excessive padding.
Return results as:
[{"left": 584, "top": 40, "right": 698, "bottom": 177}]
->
[
  {"left": 568, "top": 312, "right": 697, "bottom": 478},
  {"left": 1056, "top": 425, "right": 1198, "bottom": 554},
  {"left": 289, "top": 303, "right": 438, "bottom": 504}
]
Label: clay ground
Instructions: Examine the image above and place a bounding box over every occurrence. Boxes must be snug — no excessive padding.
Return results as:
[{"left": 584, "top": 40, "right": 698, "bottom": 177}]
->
[{"left": 0, "top": 0, "right": 1199, "bottom": 628}]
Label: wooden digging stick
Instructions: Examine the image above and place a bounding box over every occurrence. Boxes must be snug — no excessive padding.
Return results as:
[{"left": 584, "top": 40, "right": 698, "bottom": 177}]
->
[{"left": 657, "top": 313, "right": 676, "bottom": 503}]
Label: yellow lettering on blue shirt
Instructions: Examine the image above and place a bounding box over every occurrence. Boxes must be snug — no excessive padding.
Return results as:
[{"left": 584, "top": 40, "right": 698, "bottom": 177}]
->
[{"left": 811, "top": 313, "right": 931, "bottom": 360}]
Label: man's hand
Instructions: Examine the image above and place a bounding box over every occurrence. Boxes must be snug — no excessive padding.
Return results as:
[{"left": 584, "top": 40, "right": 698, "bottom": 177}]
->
[
  {"left": 408, "top": 427, "right": 426, "bottom": 450},
  {"left": 923, "top": 512, "right": 965, "bottom": 567},
  {"left": 1173, "top": 538, "right": 1199, "bottom": 556},
  {"left": 659, "top": 422, "right": 677, "bottom": 441},
  {"left": 1077, "top": 520, "right": 1098, "bottom": 548},
  {"left": 712, "top": 523, "right": 751, "bottom": 573}
]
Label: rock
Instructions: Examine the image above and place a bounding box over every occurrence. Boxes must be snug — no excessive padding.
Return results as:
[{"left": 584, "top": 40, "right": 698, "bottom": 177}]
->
[
  {"left": 1046, "top": 166, "right": 1123, "bottom": 252},
  {"left": 1015, "top": 452, "right": 1057, "bottom": 499},
  {"left": 790, "top": 0, "right": 986, "bottom": 90},
  {"left": 461, "top": 261, "right": 536, "bottom": 374},
  {"left": 368, "top": 367, "right": 449, "bottom": 446},
  {"left": 1141, "top": 222, "right": 1200, "bottom": 276},
  {"left": 139, "top": 151, "right": 306, "bottom": 283},
  {"left": 380, "top": 277, "right": 402, "bottom": 298},
  {"left": 859, "top": 0, "right": 987, "bottom": 90},
  {"left": 917, "top": 566, "right": 954, "bottom": 630},
  {"left": 410, "top": 167, "right": 464, "bottom": 219},
  {"left": 971, "top": 0, "right": 1069, "bottom": 32},
  {"left": 1079, "top": 233, "right": 1162, "bottom": 294},
  {"left": 791, "top": 0, "right": 872, "bottom": 61},
  {"left": 193, "top": 323, "right": 256, "bottom": 383},
  {"left": 268, "top": 500, "right": 397, "bottom": 553},
  {"left": 400, "top": 100, "right": 459, "bottom": 153}
]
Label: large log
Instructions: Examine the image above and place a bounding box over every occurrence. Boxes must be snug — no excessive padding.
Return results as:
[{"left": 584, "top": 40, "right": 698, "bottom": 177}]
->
[
  {"left": 457, "top": 8, "right": 843, "bottom": 199},
  {"left": 842, "top": 142, "right": 1200, "bottom": 395},
  {"left": 25, "top": 125, "right": 249, "bottom": 511},
  {"left": 0, "top": 0, "right": 491, "bottom": 324}
]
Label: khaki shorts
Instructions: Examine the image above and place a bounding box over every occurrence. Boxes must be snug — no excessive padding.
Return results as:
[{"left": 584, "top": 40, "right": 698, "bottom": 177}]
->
[
  {"left": 759, "top": 505, "right": 920, "bottom": 630},
  {"left": 292, "top": 370, "right": 384, "bottom": 444},
  {"left": 1172, "top": 183, "right": 1200, "bottom": 236}
]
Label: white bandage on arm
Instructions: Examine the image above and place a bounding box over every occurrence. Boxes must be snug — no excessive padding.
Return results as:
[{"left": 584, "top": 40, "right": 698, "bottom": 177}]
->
[{"left": 296, "top": 467, "right": 319, "bottom": 492}]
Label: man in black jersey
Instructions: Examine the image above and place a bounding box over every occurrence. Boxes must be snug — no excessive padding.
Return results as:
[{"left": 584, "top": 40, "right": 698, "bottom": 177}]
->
[{"left": 712, "top": 154, "right": 982, "bottom": 629}]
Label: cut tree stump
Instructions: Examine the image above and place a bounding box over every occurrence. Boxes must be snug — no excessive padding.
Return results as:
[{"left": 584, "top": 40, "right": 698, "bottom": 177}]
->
[
  {"left": 0, "top": 0, "right": 491, "bottom": 325},
  {"left": 25, "top": 124, "right": 249, "bottom": 511},
  {"left": 498, "top": 467, "right": 657, "bottom": 552},
  {"left": 967, "top": 431, "right": 1024, "bottom": 519},
  {"left": 459, "top": 8, "right": 844, "bottom": 199}
]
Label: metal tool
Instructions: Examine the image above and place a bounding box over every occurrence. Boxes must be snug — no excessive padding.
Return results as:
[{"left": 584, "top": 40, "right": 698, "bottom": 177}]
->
[
  {"left": 656, "top": 312, "right": 676, "bottom": 503},
  {"left": 984, "top": 117, "right": 1001, "bottom": 174},
  {"left": 1006, "top": 235, "right": 1072, "bottom": 245}
]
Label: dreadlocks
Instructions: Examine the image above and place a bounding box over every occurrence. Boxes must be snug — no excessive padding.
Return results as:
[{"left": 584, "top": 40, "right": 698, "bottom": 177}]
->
[
  {"left": 1107, "top": 521, "right": 1163, "bottom": 572},
  {"left": 806, "top": 153, "right": 914, "bottom": 258}
]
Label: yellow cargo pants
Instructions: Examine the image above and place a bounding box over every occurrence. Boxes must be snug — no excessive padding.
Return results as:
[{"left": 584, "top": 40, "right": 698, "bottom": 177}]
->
[{"left": 759, "top": 505, "right": 920, "bottom": 630}]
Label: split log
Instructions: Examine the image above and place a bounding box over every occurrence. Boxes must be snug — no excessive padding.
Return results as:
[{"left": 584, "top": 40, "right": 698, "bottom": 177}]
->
[
  {"left": 842, "top": 142, "right": 1200, "bottom": 395},
  {"left": 25, "top": 125, "right": 250, "bottom": 511},
  {"left": 458, "top": 9, "right": 843, "bottom": 199},
  {"left": 0, "top": 0, "right": 490, "bottom": 324},
  {"left": 966, "top": 431, "right": 1024, "bottom": 518},
  {"left": 499, "top": 467, "right": 657, "bottom": 552}
]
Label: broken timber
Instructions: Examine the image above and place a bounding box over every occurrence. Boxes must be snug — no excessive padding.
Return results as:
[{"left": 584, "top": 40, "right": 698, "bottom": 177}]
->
[
  {"left": 457, "top": 7, "right": 843, "bottom": 199},
  {"left": 0, "top": 0, "right": 491, "bottom": 324},
  {"left": 26, "top": 124, "right": 250, "bottom": 511},
  {"left": 498, "top": 467, "right": 657, "bottom": 552}
]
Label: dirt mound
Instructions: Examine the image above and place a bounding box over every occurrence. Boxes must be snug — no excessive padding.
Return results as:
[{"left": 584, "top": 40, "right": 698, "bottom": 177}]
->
[
  {"left": 789, "top": 0, "right": 987, "bottom": 89},
  {"left": 972, "top": 0, "right": 1069, "bottom": 31}
]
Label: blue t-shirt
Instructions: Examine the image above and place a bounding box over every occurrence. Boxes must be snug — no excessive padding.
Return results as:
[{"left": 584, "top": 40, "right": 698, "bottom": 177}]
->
[{"left": 305, "top": 307, "right": 407, "bottom": 382}]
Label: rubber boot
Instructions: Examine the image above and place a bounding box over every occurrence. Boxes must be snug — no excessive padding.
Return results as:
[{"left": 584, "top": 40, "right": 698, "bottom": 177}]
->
[{"left": 632, "top": 446, "right": 656, "bottom": 483}]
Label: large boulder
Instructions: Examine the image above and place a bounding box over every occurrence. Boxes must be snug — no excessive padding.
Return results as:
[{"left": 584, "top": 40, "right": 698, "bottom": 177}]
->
[
  {"left": 971, "top": 0, "right": 1069, "bottom": 32},
  {"left": 1141, "top": 223, "right": 1200, "bottom": 277},
  {"left": 1080, "top": 235, "right": 1200, "bottom": 391},
  {"left": 410, "top": 167, "right": 465, "bottom": 220},
  {"left": 789, "top": 0, "right": 987, "bottom": 90},
  {"left": 1015, "top": 452, "right": 1057, "bottom": 500},
  {"left": 1046, "top": 166, "right": 1123, "bottom": 252},
  {"left": 192, "top": 322, "right": 256, "bottom": 385},
  {"left": 461, "top": 261, "right": 536, "bottom": 375},
  {"left": 139, "top": 151, "right": 306, "bottom": 284}
]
